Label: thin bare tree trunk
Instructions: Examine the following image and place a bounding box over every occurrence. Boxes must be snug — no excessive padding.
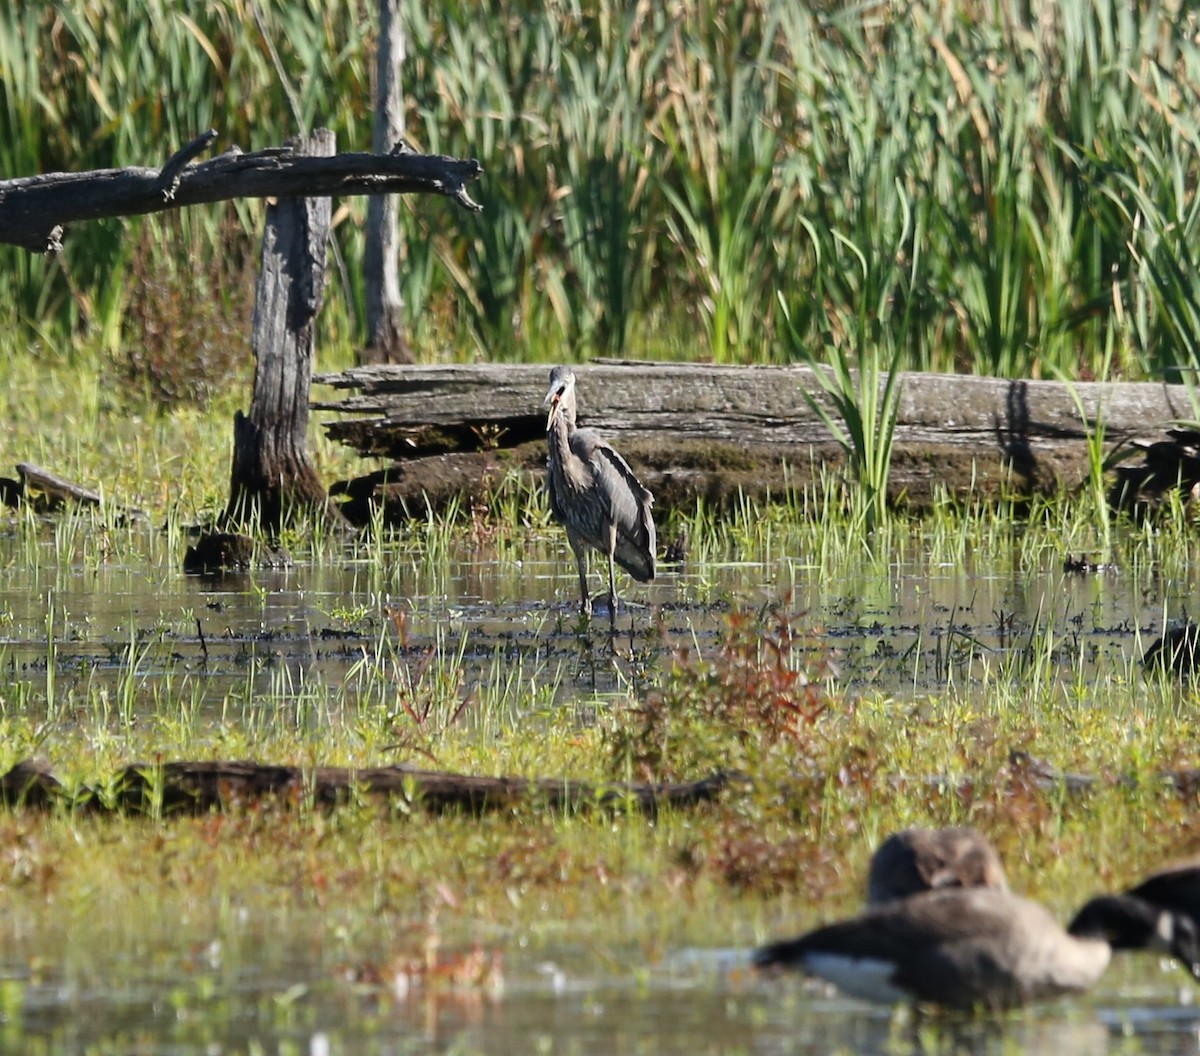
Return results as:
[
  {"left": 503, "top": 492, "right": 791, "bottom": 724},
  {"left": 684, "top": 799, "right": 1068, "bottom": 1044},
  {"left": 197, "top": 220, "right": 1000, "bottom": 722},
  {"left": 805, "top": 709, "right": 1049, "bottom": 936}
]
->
[
  {"left": 361, "top": 0, "right": 412, "bottom": 365},
  {"left": 226, "top": 129, "right": 346, "bottom": 531}
]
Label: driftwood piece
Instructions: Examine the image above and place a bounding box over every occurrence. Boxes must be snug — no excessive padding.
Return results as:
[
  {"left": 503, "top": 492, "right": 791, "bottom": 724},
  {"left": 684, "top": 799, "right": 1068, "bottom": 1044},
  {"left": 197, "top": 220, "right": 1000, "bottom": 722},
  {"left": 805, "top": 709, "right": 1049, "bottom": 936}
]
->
[
  {"left": 0, "top": 129, "right": 482, "bottom": 252},
  {"left": 225, "top": 131, "right": 349, "bottom": 532},
  {"left": 0, "top": 462, "right": 147, "bottom": 520},
  {"left": 311, "top": 362, "right": 1200, "bottom": 518},
  {"left": 0, "top": 758, "right": 737, "bottom": 817},
  {"left": 15, "top": 462, "right": 102, "bottom": 509}
]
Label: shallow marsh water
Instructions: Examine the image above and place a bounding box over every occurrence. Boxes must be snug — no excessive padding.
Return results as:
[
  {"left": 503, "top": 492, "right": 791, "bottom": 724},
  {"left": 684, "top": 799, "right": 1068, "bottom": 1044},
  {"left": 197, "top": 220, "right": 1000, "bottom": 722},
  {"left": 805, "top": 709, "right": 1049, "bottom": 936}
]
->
[
  {"left": 0, "top": 522, "right": 1199, "bottom": 1053},
  {"left": 0, "top": 526, "right": 1188, "bottom": 718}
]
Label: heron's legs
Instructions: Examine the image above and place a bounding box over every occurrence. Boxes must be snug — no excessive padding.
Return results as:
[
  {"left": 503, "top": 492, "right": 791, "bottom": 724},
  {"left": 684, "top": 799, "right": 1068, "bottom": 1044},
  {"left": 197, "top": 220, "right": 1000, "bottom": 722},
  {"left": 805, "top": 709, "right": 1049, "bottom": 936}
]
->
[
  {"left": 571, "top": 540, "right": 591, "bottom": 615},
  {"left": 606, "top": 525, "right": 619, "bottom": 617}
]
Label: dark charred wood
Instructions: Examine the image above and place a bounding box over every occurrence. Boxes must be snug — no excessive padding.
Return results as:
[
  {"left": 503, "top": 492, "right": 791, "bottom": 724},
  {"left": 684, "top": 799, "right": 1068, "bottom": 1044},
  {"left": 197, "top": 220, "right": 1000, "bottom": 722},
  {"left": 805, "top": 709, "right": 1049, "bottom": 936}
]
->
[
  {"left": 182, "top": 531, "right": 257, "bottom": 574},
  {"left": 1143, "top": 623, "right": 1200, "bottom": 676},
  {"left": 1, "top": 130, "right": 482, "bottom": 252},
  {"left": 0, "top": 758, "right": 62, "bottom": 809},
  {"left": 0, "top": 478, "right": 21, "bottom": 509},
  {"left": 117, "top": 761, "right": 305, "bottom": 814}
]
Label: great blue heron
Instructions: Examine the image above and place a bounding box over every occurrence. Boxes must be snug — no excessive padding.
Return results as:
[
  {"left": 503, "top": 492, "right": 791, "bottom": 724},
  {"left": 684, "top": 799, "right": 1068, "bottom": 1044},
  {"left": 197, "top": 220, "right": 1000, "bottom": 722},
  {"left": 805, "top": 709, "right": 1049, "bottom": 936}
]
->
[{"left": 543, "top": 366, "right": 656, "bottom": 615}]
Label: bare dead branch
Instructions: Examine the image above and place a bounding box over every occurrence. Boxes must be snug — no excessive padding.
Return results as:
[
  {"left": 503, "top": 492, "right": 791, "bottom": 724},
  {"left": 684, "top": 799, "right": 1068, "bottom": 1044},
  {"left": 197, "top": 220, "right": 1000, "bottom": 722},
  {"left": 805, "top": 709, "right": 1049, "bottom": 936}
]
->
[
  {"left": 155, "top": 128, "right": 220, "bottom": 201},
  {"left": 0, "top": 129, "right": 483, "bottom": 252}
]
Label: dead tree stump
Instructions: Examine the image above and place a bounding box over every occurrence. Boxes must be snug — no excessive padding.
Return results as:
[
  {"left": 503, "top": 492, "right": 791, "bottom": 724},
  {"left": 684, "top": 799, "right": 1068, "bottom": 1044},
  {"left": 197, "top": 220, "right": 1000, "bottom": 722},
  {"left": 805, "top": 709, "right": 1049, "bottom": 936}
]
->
[
  {"left": 361, "top": 0, "right": 413, "bottom": 365},
  {"left": 226, "top": 129, "right": 347, "bottom": 531}
]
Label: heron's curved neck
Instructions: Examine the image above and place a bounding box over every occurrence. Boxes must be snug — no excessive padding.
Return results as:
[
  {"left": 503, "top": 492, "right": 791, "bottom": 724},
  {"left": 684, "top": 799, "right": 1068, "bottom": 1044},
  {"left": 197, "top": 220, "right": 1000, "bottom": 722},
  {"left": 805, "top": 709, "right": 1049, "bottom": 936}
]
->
[
  {"left": 549, "top": 399, "right": 584, "bottom": 490},
  {"left": 548, "top": 396, "right": 578, "bottom": 445}
]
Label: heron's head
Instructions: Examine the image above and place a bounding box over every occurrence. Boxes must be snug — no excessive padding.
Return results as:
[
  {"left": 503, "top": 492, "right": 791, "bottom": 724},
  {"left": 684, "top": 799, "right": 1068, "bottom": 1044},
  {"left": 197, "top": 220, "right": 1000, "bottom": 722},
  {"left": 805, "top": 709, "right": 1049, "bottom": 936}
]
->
[{"left": 543, "top": 366, "right": 576, "bottom": 427}]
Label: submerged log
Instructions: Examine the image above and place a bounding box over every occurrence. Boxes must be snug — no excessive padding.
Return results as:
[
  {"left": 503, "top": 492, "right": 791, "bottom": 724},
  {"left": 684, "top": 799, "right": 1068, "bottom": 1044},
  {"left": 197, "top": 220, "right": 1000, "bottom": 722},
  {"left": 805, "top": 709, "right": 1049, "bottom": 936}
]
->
[
  {"left": 0, "top": 758, "right": 738, "bottom": 816},
  {"left": 311, "top": 362, "right": 1196, "bottom": 520}
]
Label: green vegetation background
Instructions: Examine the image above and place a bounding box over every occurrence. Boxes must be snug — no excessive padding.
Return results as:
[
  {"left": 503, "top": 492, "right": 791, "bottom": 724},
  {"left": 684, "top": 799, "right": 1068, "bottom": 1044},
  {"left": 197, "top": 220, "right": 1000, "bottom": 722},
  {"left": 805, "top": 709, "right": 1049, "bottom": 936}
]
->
[
  {"left": 6, "top": 0, "right": 1200, "bottom": 395},
  {"left": 6, "top": 6, "right": 1200, "bottom": 1018}
]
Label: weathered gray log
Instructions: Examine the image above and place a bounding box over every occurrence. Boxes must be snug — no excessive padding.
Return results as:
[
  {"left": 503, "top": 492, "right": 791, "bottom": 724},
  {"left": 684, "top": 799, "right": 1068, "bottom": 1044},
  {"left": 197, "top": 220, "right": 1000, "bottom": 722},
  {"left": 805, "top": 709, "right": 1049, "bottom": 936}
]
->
[
  {"left": 0, "top": 129, "right": 482, "bottom": 252},
  {"left": 311, "top": 362, "right": 1199, "bottom": 518},
  {"left": 3, "top": 752, "right": 1198, "bottom": 816},
  {"left": 226, "top": 130, "right": 347, "bottom": 531},
  {"left": 15, "top": 462, "right": 102, "bottom": 508},
  {"left": 361, "top": 0, "right": 412, "bottom": 365}
]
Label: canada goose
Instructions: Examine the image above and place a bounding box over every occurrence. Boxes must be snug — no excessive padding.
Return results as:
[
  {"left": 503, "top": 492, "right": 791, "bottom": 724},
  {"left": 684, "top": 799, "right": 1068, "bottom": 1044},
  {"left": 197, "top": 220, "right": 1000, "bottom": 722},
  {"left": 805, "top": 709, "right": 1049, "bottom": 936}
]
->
[
  {"left": 1126, "top": 858, "right": 1200, "bottom": 924},
  {"left": 867, "top": 827, "right": 1008, "bottom": 904},
  {"left": 752, "top": 887, "right": 1200, "bottom": 1012}
]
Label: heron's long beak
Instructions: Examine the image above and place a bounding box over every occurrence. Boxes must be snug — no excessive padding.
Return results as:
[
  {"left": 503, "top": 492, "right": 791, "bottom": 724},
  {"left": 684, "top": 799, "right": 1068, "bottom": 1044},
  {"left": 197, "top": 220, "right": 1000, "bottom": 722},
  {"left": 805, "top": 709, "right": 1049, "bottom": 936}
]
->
[{"left": 543, "top": 386, "right": 561, "bottom": 428}]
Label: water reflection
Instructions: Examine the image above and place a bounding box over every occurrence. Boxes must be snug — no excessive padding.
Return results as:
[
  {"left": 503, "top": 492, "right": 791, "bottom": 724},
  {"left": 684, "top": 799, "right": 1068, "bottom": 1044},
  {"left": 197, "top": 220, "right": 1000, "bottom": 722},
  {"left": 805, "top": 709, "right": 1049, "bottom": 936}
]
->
[{"left": 7, "top": 931, "right": 1197, "bottom": 1056}]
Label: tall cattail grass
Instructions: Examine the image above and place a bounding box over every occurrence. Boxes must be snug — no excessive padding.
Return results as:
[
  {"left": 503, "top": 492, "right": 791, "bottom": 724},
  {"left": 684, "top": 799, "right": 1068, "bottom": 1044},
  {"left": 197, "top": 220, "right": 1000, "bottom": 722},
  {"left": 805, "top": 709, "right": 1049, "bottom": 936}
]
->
[{"left": 2, "top": 0, "right": 1199, "bottom": 386}]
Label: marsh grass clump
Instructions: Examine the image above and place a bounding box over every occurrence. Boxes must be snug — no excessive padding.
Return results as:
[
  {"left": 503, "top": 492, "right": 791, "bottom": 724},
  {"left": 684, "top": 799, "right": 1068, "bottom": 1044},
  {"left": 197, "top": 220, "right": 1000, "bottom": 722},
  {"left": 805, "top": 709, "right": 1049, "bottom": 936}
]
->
[
  {"left": 115, "top": 214, "right": 256, "bottom": 409},
  {"left": 608, "top": 603, "right": 836, "bottom": 782},
  {"left": 706, "top": 806, "right": 841, "bottom": 898}
]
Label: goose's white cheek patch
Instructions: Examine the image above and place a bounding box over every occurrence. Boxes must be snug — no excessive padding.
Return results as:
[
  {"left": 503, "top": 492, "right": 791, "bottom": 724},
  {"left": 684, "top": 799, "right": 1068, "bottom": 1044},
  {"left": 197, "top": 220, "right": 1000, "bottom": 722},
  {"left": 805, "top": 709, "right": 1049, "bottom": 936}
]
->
[{"left": 801, "top": 953, "right": 908, "bottom": 1004}]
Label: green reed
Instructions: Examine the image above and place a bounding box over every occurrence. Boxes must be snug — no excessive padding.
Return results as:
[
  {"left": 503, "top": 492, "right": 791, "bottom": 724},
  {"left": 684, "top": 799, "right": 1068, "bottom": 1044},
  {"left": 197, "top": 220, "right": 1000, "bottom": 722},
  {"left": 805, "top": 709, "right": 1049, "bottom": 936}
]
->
[{"left": 6, "top": 0, "right": 1200, "bottom": 385}]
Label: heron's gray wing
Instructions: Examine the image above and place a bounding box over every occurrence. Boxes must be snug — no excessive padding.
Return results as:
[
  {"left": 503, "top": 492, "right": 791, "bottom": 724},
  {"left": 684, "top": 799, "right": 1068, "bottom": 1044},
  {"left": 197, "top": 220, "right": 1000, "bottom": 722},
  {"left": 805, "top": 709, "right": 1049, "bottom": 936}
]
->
[{"left": 573, "top": 430, "right": 656, "bottom": 582}]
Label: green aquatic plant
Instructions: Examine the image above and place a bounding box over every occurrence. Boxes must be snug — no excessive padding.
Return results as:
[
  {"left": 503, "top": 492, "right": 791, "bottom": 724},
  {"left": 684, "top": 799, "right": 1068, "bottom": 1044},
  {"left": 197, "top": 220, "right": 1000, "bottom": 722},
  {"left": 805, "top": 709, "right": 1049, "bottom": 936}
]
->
[{"left": 780, "top": 300, "right": 903, "bottom": 536}]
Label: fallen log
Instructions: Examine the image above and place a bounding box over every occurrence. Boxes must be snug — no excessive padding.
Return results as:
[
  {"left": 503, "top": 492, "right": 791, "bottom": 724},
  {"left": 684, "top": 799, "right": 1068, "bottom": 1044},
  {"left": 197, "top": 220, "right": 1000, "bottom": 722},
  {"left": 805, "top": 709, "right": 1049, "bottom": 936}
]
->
[
  {"left": 311, "top": 362, "right": 1198, "bottom": 519},
  {"left": 0, "top": 758, "right": 738, "bottom": 817},
  {"left": 3, "top": 751, "right": 1195, "bottom": 819}
]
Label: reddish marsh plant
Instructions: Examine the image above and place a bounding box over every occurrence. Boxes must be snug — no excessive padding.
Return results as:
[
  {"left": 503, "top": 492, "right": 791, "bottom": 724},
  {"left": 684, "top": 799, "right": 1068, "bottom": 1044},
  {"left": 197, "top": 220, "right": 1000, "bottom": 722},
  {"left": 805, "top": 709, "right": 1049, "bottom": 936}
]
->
[{"left": 610, "top": 603, "right": 836, "bottom": 782}]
